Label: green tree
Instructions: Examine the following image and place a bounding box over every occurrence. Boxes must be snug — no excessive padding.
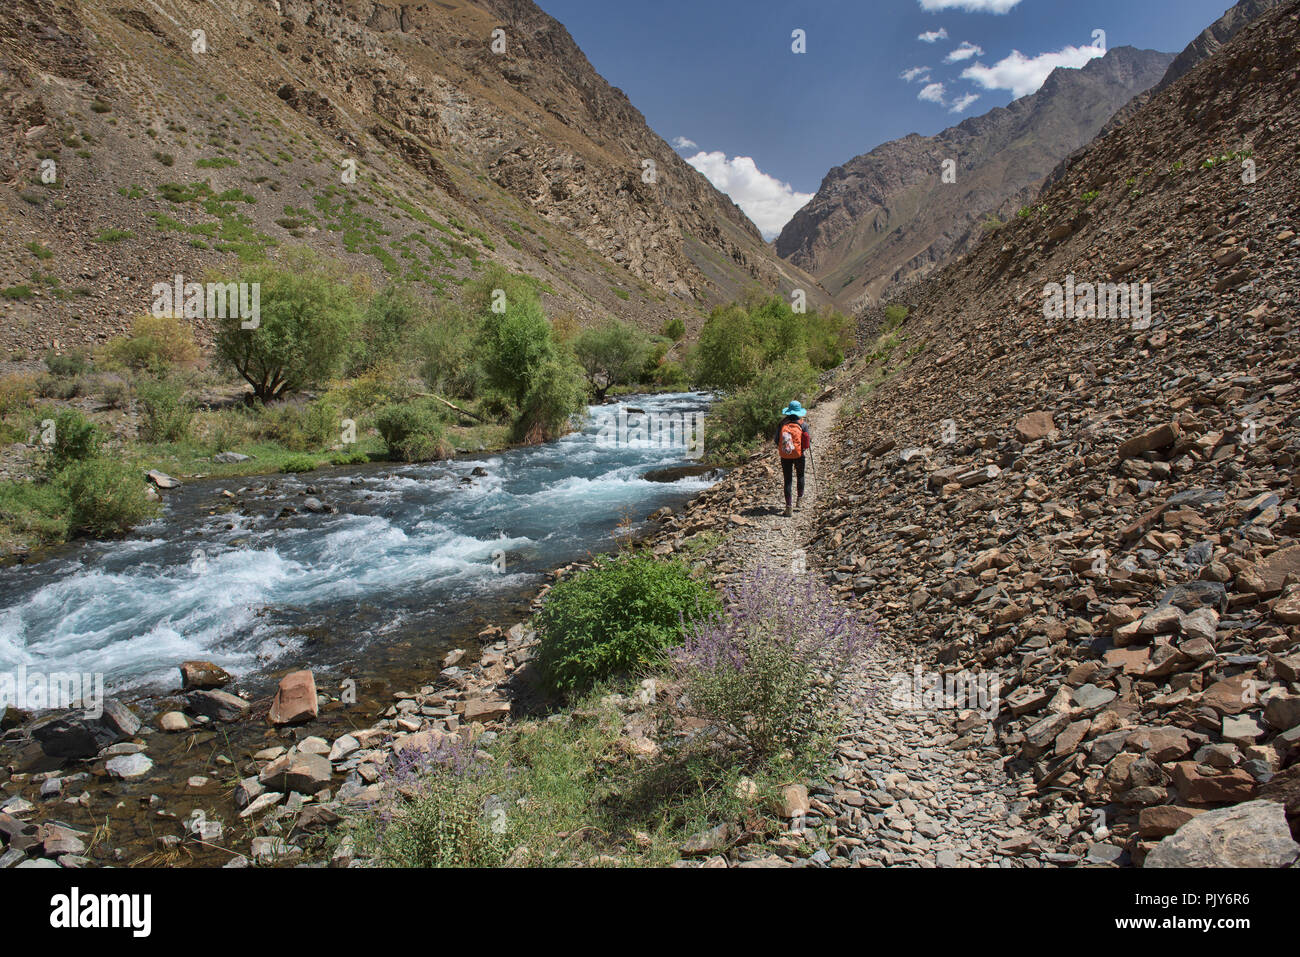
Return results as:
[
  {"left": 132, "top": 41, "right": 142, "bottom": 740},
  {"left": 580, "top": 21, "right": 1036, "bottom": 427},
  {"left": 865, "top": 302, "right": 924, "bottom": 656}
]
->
[
  {"left": 573, "top": 319, "right": 651, "bottom": 402},
  {"left": 214, "top": 251, "right": 364, "bottom": 402}
]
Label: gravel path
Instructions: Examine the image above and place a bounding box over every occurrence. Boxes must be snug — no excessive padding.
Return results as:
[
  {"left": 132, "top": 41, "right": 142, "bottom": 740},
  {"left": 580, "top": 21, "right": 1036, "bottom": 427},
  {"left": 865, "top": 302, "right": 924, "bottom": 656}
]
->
[{"left": 711, "top": 398, "right": 1068, "bottom": 867}]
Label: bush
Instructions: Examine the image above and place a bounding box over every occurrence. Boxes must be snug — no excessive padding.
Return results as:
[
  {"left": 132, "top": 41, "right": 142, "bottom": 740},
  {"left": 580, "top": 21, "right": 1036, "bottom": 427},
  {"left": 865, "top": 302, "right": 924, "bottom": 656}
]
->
[
  {"left": 374, "top": 400, "right": 452, "bottom": 462},
  {"left": 413, "top": 305, "right": 483, "bottom": 400},
  {"left": 673, "top": 567, "right": 875, "bottom": 761},
  {"left": 693, "top": 294, "right": 848, "bottom": 391},
  {"left": 0, "top": 374, "right": 37, "bottom": 418},
  {"left": 258, "top": 398, "right": 339, "bottom": 452},
  {"left": 363, "top": 736, "right": 506, "bottom": 868},
  {"left": 513, "top": 357, "right": 587, "bottom": 445},
  {"left": 98, "top": 378, "right": 131, "bottom": 409},
  {"left": 351, "top": 285, "right": 425, "bottom": 375},
  {"left": 44, "top": 349, "right": 91, "bottom": 378},
  {"left": 663, "top": 317, "right": 686, "bottom": 341},
  {"left": 58, "top": 458, "right": 158, "bottom": 537},
  {"left": 42, "top": 407, "right": 101, "bottom": 475},
  {"left": 105, "top": 314, "right": 199, "bottom": 372},
  {"left": 537, "top": 553, "right": 719, "bottom": 697},
  {"left": 707, "top": 362, "right": 817, "bottom": 458},
  {"left": 281, "top": 454, "right": 318, "bottom": 473},
  {"left": 136, "top": 379, "right": 193, "bottom": 443}
]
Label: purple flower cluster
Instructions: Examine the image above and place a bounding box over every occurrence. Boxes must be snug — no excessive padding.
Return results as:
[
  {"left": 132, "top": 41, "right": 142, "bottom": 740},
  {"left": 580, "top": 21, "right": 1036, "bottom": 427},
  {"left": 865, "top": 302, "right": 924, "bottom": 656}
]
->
[{"left": 674, "top": 564, "right": 875, "bottom": 678}]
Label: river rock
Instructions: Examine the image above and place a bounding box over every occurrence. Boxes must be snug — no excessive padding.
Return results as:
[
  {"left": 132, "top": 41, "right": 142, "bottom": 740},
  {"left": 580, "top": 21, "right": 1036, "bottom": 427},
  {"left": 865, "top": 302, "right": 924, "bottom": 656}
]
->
[
  {"left": 158, "top": 711, "right": 191, "bottom": 732},
  {"left": 259, "top": 751, "right": 332, "bottom": 795},
  {"left": 213, "top": 452, "right": 252, "bottom": 464},
  {"left": 1145, "top": 800, "right": 1300, "bottom": 868},
  {"left": 180, "top": 661, "right": 231, "bottom": 690},
  {"left": 105, "top": 753, "right": 153, "bottom": 780},
  {"left": 30, "top": 699, "right": 141, "bottom": 759},
  {"left": 268, "top": 670, "right": 318, "bottom": 725},
  {"left": 186, "top": 689, "right": 251, "bottom": 723},
  {"left": 146, "top": 469, "right": 181, "bottom": 489}
]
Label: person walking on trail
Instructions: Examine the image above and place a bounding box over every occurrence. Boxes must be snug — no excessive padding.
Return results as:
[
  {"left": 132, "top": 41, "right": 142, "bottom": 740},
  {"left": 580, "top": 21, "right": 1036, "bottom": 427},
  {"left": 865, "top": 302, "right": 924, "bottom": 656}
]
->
[{"left": 775, "top": 400, "right": 811, "bottom": 518}]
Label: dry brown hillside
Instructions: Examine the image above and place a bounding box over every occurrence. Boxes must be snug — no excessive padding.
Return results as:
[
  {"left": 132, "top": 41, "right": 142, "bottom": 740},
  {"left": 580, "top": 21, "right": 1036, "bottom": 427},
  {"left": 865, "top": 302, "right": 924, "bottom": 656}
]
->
[
  {"left": 806, "top": 0, "right": 1300, "bottom": 864},
  {"left": 0, "top": 0, "right": 826, "bottom": 354}
]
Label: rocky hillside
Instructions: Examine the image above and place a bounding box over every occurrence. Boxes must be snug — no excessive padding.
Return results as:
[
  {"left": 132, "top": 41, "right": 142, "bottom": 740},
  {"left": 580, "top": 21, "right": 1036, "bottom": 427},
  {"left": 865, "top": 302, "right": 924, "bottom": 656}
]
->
[
  {"left": 0, "top": 0, "right": 824, "bottom": 354},
  {"left": 797, "top": 0, "right": 1300, "bottom": 865},
  {"left": 774, "top": 47, "right": 1174, "bottom": 311}
]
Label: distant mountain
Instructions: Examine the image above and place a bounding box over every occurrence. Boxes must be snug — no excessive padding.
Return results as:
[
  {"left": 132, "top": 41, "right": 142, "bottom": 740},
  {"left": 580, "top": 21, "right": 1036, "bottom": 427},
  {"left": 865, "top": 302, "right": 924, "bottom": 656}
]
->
[
  {"left": 0, "top": 0, "right": 825, "bottom": 353},
  {"left": 774, "top": 46, "right": 1175, "bottom": 309}
]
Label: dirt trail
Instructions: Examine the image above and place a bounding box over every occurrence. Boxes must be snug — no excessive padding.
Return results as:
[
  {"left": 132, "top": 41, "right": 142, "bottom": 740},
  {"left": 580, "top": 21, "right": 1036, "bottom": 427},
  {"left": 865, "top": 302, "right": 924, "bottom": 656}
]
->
[{"left": 714, "top": 397, "right": 1068, "bottom": 867}]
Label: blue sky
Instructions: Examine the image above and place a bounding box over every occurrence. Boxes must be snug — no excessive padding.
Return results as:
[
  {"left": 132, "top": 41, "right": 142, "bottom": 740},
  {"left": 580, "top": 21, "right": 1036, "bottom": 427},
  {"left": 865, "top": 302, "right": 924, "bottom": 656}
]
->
[{"left": 535, "top": 0, "right": 1238, "bottom": 238}]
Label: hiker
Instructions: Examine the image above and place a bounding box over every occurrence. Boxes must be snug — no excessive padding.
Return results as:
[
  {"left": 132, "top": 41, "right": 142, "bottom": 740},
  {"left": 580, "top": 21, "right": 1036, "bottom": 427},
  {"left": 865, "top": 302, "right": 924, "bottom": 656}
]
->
[{"left": 775, "top": 400, "right": 811, "bottom": 517}]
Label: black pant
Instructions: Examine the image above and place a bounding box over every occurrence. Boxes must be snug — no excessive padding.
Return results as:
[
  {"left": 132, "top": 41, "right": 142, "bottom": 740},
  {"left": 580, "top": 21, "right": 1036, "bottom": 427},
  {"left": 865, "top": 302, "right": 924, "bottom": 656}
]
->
[{"left": 782, "top": 456, "right": 805, "bottom": 506}]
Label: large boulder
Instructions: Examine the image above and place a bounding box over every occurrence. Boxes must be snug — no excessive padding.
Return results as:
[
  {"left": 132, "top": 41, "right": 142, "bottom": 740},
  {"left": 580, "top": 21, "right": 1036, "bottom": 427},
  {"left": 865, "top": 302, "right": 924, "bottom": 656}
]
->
[
  {"left": 1145, "top": 800, "right": 1300, "bottom": 868},
  {"left": 258, "top": 751, "right": 332, "bottom": 795},
  {"left": 29, "top": 699, "right": 141, "bottom": 759},
  {"left": 268, "top": 670, "right": 318, "bottom": 726}
]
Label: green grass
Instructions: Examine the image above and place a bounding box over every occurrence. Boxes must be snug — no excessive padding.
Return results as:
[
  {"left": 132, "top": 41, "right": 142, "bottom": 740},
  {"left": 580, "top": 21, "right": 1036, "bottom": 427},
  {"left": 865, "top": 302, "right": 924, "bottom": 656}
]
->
[
  {"left": 94, "top": 229, "right": 134, "bottom": 243},
  {"left": 0, "top": 479, "right": 69, "bottom": 552},
  {"left": 1, "top": 285, "right": 34, "bottom": 300}
]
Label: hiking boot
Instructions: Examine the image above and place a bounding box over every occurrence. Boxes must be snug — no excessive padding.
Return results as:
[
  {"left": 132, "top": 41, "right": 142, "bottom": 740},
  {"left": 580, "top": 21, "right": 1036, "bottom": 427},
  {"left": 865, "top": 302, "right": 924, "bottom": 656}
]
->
[
  {"left": 783, "top": 504, "right": 793, "bottom": 518},
  {"left": 794, "top": 497, "right": 803, "bottom": 511}
]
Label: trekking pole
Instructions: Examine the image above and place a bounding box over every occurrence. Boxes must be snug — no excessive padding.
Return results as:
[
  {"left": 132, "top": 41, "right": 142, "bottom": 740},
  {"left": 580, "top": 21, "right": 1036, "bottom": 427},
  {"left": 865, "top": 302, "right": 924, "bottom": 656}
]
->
[{"left": 808, "top": 447, "right": 817, "bottom": 494}]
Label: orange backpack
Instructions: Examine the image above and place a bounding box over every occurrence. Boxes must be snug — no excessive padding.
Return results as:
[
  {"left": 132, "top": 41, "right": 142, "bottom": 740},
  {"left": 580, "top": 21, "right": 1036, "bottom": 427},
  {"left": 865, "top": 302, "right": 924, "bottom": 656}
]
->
[{"left": 779, "top": 422, "right": 803, "bottom": 459}]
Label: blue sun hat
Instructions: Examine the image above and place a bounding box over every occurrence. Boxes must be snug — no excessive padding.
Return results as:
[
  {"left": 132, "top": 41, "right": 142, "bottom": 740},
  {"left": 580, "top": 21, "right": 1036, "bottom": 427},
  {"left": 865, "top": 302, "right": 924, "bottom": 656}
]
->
[{"left": 782, "top": 401, "right": 807, "bottom": 417}]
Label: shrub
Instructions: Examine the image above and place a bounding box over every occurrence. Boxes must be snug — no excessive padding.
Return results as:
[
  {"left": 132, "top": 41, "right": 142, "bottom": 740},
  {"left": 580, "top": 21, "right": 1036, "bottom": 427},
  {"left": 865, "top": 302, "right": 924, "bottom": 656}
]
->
[
  {"left": 106, "top": 314, "right": 199, "bottom": 371},
  {"left": 707, "top": 362, "right": 818, "bottom": 458},
  {"left": 281, "top": 454, "right": 318, "bottom": 473},
  {"left": 98, "top": 378, "right": 131, "bottom": 409},
  {"left": 413, "top": 305, "right": 483, "bottom": 400},
  {"left": 663, "top": 318, "right": 686, "bottom": 341},
  {"left": 41, "top": 407, "right": 101, "bottom": 475},
  {"left": 136, "top": 379, "right": 193, "bottom": 443},
  {"left": 351, "top": 285, "right": 425, "bottom": 375},
  {"left": 363, "top": 736, "right": 507, "bottom": 868},
  {"left": 374, "top": 400, "right": 451, "bottom": 462},
  {"left": 0, "top": 374, "right": 37, "bottom": 418},
  {"left": 537, "top": 553, "right": 719, "bottom": 697},
  {"left": 58, "top": 458, "right": 158, "bottom": 537},
  {"left": 258, "top": 398, "right": 338, "bottom": 452},
  {"left": 513, "top": 357, "right": 587, "bottom": 445},
  {"left": 673, "top": 566, "right": 875, "bottom": 761},
  {"left": 44, "top": 349, "right": 91, "bottom": 378}
]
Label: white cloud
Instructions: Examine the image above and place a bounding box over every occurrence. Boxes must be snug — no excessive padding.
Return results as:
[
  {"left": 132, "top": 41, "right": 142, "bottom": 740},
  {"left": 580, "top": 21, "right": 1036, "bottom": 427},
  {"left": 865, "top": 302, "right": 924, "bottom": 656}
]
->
[
  {"left": 672, "top": 136, "right": 698, "bottom": 151},
  {"left": 900, "top": 66, "right": 932, "bottom": 83},
  {"left": 918, "top": 28, "right": 949, "bottom": 43},
  {"left": 949, "top": 92, "right": 981, "bottom": 113},
  {"left": 919, "top": 0, "right": 1023, "bottom": 12},
  {"left": 944, "top": 41, "right": 984, "bottom": 63},
  {"left": 918, "top": 82, "right": 947, "bottom": 104},
  {"left": 684, "top": 151, "right": 813, "bottom": 240},
  {"left": 961, "top": 43, "right": 1106, "bottom": 98}
]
